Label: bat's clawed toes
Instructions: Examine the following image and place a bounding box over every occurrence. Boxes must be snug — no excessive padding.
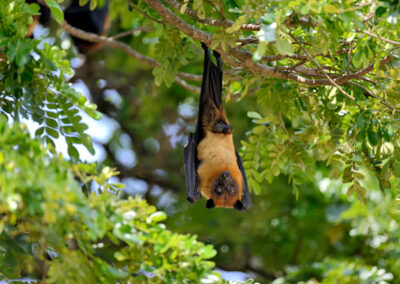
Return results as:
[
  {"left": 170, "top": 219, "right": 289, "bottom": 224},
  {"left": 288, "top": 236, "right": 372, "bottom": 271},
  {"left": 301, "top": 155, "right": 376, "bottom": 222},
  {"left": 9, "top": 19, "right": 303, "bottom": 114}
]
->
[
  {"left": 206, "top": 199, "right": 216, "bottom": 209},
  {"left": 233, "top": 200, "right": 244, "bottom": 211}
]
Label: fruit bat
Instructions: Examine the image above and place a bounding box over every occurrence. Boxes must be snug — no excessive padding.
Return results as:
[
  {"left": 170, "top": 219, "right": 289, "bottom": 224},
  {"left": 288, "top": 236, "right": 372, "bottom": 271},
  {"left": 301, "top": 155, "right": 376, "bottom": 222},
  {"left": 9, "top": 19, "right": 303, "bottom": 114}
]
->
[
  {"left": 64, "top": 0, "right": 110, "bottom": 53},
  {"left": 183, "top": 43, "right": 252, "bottom": 211}
]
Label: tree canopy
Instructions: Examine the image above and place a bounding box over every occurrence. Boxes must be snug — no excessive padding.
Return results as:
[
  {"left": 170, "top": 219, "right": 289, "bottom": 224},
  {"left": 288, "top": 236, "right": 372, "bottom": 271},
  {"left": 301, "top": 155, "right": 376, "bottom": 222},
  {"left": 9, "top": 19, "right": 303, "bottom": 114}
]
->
[{"left": 1, "top": 0, "right": 400, "bottom": 283}]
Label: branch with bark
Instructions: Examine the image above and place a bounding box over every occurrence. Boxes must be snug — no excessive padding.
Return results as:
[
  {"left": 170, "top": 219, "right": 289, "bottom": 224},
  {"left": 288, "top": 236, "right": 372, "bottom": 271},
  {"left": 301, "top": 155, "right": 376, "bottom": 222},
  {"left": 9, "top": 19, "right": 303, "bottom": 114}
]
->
[
  {"left": 143, "top": 0, "right": 393, "bottom": 87},
  {"left": 61, "top": 21, "right": 201, "bottom": 93},
  {"left": 58, "top": 0, "right": 397, "bottom": 102}
]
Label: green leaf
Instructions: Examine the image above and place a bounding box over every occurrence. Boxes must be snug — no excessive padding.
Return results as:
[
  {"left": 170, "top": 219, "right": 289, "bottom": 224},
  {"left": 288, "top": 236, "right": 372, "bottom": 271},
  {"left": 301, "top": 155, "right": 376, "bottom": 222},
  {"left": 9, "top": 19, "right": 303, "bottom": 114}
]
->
[
  {"left": 247, "top": 111, "right": 262, "bottom": 119},
  {"left": 90, "top": 0, "right": 97, "bottom": 10},
  {"left": 276, "top": 38, "right": 294, "bottom": 55},
  {"left": 253, "top": 41, "right": 267, "bottom": 61},
  {"left": 201, "top": 245, "right": 217, "bottom": 259},
  {"left": 324, "top": 4, "right": 339, "bottom": 13},
  {"left": 35, "top": 127, "right": 45, "bottom": 136},
  {"left": 262, "top": 13, "right": 275, "bottom": 24},
  {"left": 46, "top": 0, "right": 64, "bottom": 23},
  {"left": 147, "top": 211, "right": 167, "bottom": 223},
  {"left": 67, "top": 144, "right": 79, "bottom": 160},
  {"left": 180, "top": 1, "right": 188, "bottom": 14},
  {"left": 46, "top": 127, "right": 59, "bottom": 139},
  {"left": 367, "top": 128, "right": 380, "bottom": 146}
]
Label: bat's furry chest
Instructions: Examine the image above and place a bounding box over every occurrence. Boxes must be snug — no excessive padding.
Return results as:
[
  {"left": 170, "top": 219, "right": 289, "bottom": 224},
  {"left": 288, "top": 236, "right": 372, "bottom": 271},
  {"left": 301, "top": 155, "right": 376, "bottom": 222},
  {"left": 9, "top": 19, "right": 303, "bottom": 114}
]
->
[
  {"left": 197, "top": 131, "right": 236, "bottom": 167},
  {"left": 196, "top": 131, "right": 242, "bottom": 199}
]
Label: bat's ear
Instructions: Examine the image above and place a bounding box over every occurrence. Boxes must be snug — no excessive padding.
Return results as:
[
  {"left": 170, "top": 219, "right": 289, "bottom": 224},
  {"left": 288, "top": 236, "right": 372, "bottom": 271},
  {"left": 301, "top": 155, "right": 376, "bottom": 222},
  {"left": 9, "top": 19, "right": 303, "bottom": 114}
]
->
[
  {"left": 233, "top": 200, "right": 244, "bottom": 211},
  {"left": 206, "top": 199, "right": 216, "bottom": 209}
]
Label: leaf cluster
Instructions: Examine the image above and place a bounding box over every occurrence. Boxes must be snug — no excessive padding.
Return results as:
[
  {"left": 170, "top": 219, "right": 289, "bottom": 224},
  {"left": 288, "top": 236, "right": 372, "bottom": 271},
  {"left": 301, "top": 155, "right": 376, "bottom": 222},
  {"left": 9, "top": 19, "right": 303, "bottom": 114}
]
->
[{"left": 0, "top": 119, "right": 234, "bottom": 283}]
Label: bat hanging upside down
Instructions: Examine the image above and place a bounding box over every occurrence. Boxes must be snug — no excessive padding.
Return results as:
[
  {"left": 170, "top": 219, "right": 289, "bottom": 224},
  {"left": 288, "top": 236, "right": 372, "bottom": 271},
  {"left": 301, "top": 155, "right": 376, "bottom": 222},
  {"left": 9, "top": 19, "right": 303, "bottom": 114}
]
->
[{"left": 183, "top": 43, "right": 252, "bottom": 211}]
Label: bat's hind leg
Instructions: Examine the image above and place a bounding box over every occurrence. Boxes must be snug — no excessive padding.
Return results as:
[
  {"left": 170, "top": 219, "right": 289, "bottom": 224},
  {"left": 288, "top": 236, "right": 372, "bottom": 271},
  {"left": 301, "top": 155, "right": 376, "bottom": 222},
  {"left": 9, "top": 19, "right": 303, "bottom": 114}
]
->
[{"left": 212, "top": 120, "right": 233, "bottom": 134}]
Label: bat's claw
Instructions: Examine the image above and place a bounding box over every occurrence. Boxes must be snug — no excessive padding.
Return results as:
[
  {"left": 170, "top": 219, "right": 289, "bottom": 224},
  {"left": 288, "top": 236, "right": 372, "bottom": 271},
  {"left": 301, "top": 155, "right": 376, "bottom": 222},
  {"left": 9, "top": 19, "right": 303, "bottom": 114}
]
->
[
  {"left": 233, "top": 200, "right": 244, "bottom": 211},
  {"left": 206, "top": 199, "right": 216, "bottom": 209}
]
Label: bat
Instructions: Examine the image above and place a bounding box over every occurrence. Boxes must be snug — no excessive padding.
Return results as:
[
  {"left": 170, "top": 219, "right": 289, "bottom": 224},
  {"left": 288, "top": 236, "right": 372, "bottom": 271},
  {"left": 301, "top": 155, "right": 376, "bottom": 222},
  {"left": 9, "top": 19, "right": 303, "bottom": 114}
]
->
[
  {"left": 183, "top": 43, "right": 252, "bottom": 211},
  {"left": 64, "top": 0, "right": 110, "bottom": 53},
  {"left": 26, "top": 0, "right": 51, "bottom": 38}
]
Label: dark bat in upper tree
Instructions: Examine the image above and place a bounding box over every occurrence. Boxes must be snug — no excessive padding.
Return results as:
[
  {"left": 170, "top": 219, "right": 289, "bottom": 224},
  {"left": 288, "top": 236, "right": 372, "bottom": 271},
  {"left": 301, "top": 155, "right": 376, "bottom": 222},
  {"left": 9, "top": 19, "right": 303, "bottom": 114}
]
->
[
  {"left": 183, "top": 43, "right": 252, "bottom": 211},
  {"left": 64, "top": 0, "right": 110, "bottom": 53}
]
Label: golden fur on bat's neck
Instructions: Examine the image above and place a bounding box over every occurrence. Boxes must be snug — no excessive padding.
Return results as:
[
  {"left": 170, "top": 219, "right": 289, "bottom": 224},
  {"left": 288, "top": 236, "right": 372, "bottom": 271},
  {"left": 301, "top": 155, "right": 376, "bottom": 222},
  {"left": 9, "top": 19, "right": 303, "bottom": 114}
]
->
[{"left": 196, "top": 110, "right": 243, "bottom": 207}]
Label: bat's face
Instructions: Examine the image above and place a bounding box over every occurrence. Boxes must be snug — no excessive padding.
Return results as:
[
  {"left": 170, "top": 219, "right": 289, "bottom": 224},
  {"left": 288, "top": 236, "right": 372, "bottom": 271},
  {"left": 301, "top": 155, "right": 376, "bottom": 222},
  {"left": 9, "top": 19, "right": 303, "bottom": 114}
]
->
[{"left": 206, "top": 171, "right": 243, "bottom": 209}]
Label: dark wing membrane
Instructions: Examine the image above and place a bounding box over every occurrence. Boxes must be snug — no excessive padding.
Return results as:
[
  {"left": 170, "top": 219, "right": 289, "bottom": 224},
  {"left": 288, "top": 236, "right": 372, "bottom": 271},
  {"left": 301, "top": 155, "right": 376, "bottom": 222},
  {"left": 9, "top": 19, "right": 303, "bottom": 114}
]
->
[
  {"left": 183, "top": 133, "right": 201, "bottom": 203},
  {"left": 200, "top": 43, "right": 223, "bottom": 108},
  {"left": 235, "top": 150, "right": 252, "bottom": 210}
]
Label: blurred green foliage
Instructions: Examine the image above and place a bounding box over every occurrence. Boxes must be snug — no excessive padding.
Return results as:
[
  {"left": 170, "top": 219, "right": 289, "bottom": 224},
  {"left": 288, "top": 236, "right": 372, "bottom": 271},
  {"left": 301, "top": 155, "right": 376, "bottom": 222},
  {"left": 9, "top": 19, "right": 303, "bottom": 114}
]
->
[{"left": 0, "top": 119, "right": 230, "bottom": 283}]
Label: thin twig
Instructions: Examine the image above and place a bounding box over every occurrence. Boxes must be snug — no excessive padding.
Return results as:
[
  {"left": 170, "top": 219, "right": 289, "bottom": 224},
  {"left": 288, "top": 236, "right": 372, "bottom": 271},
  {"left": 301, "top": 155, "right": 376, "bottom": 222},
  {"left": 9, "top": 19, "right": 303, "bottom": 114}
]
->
[
  {"left": 216, "top": 0, "right": 225, "bottom": 19},
  {"left": 110, "top": 26, "right": 153, "bottom": 40},
  {"left": 128, "top": 0, "right": 165, "bottom": 24},
  {"left": 347, "top": 81, "right": 400, "bottom": 113},
  {"left": 279, "top": 112, "right": 289, "bottom": 137},
  {"left": 289, "top": 33, "right": 355, "bottom": 100},
  {"left": 347, "top": 41, "right": 353, "bottom": 75},
  {"left": 204, "top": 0, "right": 219, "bottom": 15},
  {"left": 174, "top": 76, "right": 201, "bottom": 93},
  {"left": 358, "top": 30, "right": 400, "bottom": 46}
]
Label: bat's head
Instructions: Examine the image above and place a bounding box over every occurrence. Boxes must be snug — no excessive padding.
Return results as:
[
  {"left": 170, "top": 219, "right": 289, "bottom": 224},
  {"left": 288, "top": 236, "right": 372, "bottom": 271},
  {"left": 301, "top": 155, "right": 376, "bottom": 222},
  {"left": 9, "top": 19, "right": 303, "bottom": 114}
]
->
[{"left": 206, "top": 171, "right": 244, "bottom": 210}]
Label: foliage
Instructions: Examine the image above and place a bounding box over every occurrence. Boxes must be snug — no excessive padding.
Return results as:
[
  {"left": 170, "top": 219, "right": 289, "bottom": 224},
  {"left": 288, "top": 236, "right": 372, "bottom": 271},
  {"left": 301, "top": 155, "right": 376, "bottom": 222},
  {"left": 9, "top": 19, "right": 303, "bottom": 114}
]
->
[
  {"left": 0, "top": 119, "right": 234, "bottom": 283},
  {"left": 0, "top": 0, "right": 100, "bottom": 160}
]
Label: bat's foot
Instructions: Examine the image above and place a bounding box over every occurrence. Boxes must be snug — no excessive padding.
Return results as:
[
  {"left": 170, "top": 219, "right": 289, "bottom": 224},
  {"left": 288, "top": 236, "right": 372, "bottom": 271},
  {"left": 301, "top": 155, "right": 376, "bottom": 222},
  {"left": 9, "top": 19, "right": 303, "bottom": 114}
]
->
[
  {"left": 206, "top": 199, "right": 216, "bottom": 209},
  {"left": 233, "top": 200, "right": 244, "bottom": 211},
  {"left": 212, "top": 121, "right": 233, "bottom": 134}
]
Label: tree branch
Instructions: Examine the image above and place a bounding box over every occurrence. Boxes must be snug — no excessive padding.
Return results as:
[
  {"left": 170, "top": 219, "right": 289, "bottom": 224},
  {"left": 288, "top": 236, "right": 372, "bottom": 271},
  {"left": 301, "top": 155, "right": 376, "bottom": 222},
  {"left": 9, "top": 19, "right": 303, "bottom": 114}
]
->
[
  {"left": 289, "top": 32, "right": 354, "bottom": 100},
  {"left": 110, "top": 26, "right": 153, "bottom": 40},
  {"left": 358, "top": 30, "right": 400, "bottom": 46},
  {"left": 347, "top": 81, "right": 400, "bottom": 113},
  {"left": 144, "top": 0, "right": 392, "bottom": 88},
  {"left": 128, "top": 0, "right": 165, "bottom": 24},
  {"left": 61, "top": 0, "right": 394, "bottom": 90},
  {"left": 61, "top": 21, "right": 201, "bottom": 93},
  {"left": 174, "top": 76, "right": 201, "bottom": 93}
]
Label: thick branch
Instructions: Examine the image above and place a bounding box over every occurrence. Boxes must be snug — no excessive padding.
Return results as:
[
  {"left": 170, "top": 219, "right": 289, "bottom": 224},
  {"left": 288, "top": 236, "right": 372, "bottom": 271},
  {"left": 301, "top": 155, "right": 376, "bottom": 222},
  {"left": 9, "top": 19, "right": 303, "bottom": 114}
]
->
[
  {"left": 62, "top": 21, "right": 158, "bottom": 66},
  {"left": 61, "top": 21, "right": 201, "bottom": 92},
  {"left": 63, "top": 0, "right": 393, "bottom": 90}
]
